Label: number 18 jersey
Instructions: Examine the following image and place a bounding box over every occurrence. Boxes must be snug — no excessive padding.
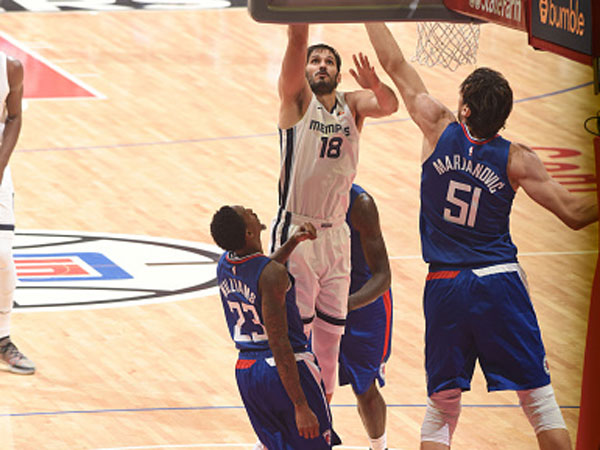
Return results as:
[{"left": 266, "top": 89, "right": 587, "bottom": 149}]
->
[
  {"left": 278, "top": 92, "right": 360, "bottom": 221},
  {"left": 420, "top": 122, "right": 518, "bottom": 267}
]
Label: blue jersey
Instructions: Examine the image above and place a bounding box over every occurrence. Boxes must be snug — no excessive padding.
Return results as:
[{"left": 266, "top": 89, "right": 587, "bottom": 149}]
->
[
  {"left": 216, "top": 252, "right": 308, "bottom": 355},
  {"left": 420, "top": 122, "right": 518, "bottom": 267},
  {"left": 346, "top": 184, "right": 372, "bottom": 294}
]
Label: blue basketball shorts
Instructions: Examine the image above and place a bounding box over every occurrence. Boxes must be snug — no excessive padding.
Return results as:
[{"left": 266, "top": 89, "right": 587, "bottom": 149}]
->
[
  {"left": 339, "top": 289, "right": 393, "bottom": 395},
  {"left": 235, "top": 351, "right": 340, "bottom": 449},
  {"left": 424, "top": 263, "right": 551, "bottom": 396}
]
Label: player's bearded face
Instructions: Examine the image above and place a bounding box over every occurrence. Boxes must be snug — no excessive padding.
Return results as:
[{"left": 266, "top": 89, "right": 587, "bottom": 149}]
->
[{"left": 307, "top": 69, "right": 339, "bottom": 95}]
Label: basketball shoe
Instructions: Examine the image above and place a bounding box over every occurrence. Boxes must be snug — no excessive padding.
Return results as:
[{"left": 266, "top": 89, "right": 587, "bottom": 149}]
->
[{"left": 0, "top": 336, "right": 35, "bottom": 374}]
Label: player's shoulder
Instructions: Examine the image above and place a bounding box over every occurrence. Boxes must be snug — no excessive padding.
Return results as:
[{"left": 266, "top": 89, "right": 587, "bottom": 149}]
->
[
  {"left": 259, "top": 258, "right": 288, "bottom": 283},
  {"left": 350, "top": 190, "right": 379, "bottom": 231},
  {"left": 508, "top": 141, "right": 536, "bottom": 163},
  {"left": 507, "top": 141, "right": 539, "bottom": 179}
]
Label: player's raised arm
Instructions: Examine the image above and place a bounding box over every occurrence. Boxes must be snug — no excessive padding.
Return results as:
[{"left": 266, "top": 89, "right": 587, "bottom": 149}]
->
[
  {"left": 278, "top": 24, "right": 313, "bottom": 129},
  {"left": 270, "top": 222, "right": 317, "bottom": 265},
  {"left": 509, "top": 143, "right": 598, "bottom": 229},
  {"left": 365, "top": 22, "right": 454, "bottom": 157},
  {"left": 348, "top": 192, "right": 391, "bottom": 312},
  {"left": 259, "top": 260, "right": 320, "bottom": 439},
  {"left": 347, "top": 52, "right": 398, "bottom": 130}
]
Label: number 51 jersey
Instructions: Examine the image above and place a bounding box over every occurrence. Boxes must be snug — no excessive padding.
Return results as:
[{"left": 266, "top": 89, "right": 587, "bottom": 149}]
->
[
  {"left": 216, "top": 252, "right": 308, "bottom": 355},
  {"left": 420, "top": 122, "right": 518, "bottom": 267}
]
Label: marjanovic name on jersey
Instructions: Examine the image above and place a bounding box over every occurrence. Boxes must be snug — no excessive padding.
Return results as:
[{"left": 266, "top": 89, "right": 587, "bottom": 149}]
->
[
  {"left": 220, "top": 278, "right": 256, "bottom": 304},
  {"left": 432, "top": 154, "right": 506, "bottom": 194}
]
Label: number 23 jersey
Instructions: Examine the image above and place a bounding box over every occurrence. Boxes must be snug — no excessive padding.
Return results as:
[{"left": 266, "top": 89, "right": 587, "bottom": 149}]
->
[
  {"left": 420, "top": 122, "right": 518, "bottom": 267},
  {"left": 216, "top": 252, "right": 308, "bottom": 355},
  {"left": 278, "top": 92, "right": 360, "bottom": 221}
]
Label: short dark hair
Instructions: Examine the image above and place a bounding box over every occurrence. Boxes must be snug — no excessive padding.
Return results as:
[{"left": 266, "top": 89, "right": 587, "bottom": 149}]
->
[
  {"left": 210, "top": 206, "right": 246, "bottom": 251},
  {"left": 460, "top": 68, "right": 513, "bottom": 139},
  {"left": 307, "top": 43, "right": 342, "bottom": 72}
]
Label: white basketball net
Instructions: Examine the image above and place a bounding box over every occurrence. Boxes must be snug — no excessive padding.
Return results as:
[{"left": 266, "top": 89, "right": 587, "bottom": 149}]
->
[{"left": 413, "top": 22, "right": 480, "bottom": 71}]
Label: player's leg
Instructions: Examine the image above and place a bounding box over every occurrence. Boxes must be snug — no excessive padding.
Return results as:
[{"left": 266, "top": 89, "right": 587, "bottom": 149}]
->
[
  {"left": 0, "top": 188, "right": 34, "bottom": 375},
  {"left": 420, "top": 388, "right": 462, "bottom": 449},
  {"left": 421, "top": 270, "right": 474, "bottom": 448},
  {"left": 356, "top": 381, "right": 387, "bottom": 449},
  {"left": 237, "top": 354, "right": 339, "bottom": 449},
  {"left": 283, "top": 225, "right": 319, "bottom": 338},
  {"left": 536, "top": 429, "right": 571, "bottom": 450},
  {"left": 312, "top": 225, "right": 351, "bottom": 401},
  {"left": 339, "top": 293, "right": 392, "bottom": 449},
  {"left": 312, "top": 322, "right": 342, "bottom": 402},
  {"left": 517, "top": 385, "right": 571, "bottom": 450},
  {"left": 0, "top": 231, "right": 16, "bottom": 337},
  {"left": 472, "top": 264, "right": 567, "bottom": 448}
]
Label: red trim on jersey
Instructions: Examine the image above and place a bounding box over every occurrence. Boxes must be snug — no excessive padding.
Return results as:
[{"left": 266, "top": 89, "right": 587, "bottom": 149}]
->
[
  {"left": 381, "top": 289, "right": 393, "bottom": 363},
  {"left": 225, "top": 252, "right": 265, "bottom": 264},
  {"left": 460, "top": 123, "right": 498, "bottom": 145},
  {"left": 235, "top": 359, "right": 256, "bottom": 369},
  {"left": 426, "top": 270, "right": 461, "bottom": 281}
]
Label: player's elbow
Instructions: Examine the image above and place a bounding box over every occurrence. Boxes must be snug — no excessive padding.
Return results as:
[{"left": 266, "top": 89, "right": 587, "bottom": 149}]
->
[
  {"left": 562, "top": 212, "right": 597, "bottom": 230},
  {"left": 378, "top": 268, "right": 392, "bottom": 291},
  {"left": 386, "top": 97, "right": 399, "bottom": 115},
  {"left": 566, "top": 218, "right": 593, "bottom": 230}
]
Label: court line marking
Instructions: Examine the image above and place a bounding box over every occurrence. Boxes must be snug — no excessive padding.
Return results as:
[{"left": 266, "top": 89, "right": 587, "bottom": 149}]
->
[
  {"left": 15, "top": 82, "right": 593, "bottom": 154},
  {"left": 0, "top": 403, "right": 578, "bottom": 418},
  {"left": 95, "top": 445, "right": 400, "bottom": 450},
  {"left": 0, "top": 31, "right": 106, "bottom": 100},
  {"left": 95, "top": 445, "right": 399, "bottom": 450},
  {"left": 389, "top": 249, "right": 598, "bottom": 260}
]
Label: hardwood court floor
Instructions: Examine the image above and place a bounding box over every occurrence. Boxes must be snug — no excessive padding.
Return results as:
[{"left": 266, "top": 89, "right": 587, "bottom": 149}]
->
[{"left": 0, "top": 7, "right": 597, "bottom": 450}]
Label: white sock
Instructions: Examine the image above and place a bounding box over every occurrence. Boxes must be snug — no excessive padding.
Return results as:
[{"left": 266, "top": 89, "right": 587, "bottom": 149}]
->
[{"left": 369, "top": 432, "right": 387, "bottom": 450}]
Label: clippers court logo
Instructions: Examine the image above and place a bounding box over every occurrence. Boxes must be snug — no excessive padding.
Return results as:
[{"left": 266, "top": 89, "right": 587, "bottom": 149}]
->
[{"left": 12, "top": 230, "right": 221, "bottom": 312}]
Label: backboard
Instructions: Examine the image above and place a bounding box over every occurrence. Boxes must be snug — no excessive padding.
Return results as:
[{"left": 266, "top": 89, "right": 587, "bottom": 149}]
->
[{"left": 247, "top": 0, "right": 481, "bottom": 23}]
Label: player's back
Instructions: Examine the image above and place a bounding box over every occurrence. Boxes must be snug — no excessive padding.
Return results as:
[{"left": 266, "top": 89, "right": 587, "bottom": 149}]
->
[
  {"left": 346, "top": 184, "right": 372, "bottom": 293},
  {"left": 216, "top": 252, "right": 308, "bottom": 355},
  {"left": 420, "top": 122, "right": 518, "bottom": 267}
]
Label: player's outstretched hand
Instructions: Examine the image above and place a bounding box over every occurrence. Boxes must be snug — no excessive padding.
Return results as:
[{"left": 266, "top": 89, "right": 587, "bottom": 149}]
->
[
  {"left": 294, "top": 222, "right": 317, "bottom": 243},
  {"left": 294, "top": 403, "right": 320, "bottom": 439},
  {"left": 349, "top": 52, "right": 381, "bottom": 90}
]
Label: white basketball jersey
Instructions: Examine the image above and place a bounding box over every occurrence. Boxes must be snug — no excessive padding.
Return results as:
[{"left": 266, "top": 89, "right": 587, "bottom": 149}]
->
[
  {"left": 0, "top": 53, "right": 12, "bottom": 192},
  {"left": 277, "top": 92, "right": 359, "bottom": 221}
]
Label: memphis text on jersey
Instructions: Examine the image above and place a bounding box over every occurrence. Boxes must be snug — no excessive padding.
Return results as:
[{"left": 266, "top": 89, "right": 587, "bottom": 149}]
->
[
  {"left": 432, "top": 153, "right": 506, "bottom": 194},
  {"left": 309, "top": 120, "right": 350, "bottom": 137}
]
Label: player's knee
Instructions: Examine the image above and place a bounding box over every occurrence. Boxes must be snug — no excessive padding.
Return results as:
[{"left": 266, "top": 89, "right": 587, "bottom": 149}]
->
[
  {"left": 356, "top": 381, "right": 380, "bottom": 403},
  {"left": 517, "top": 384, "right": 567, "bottom": 434},
  {"left": 420, "top": 388, "right": 462, "bottom": 446}
]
